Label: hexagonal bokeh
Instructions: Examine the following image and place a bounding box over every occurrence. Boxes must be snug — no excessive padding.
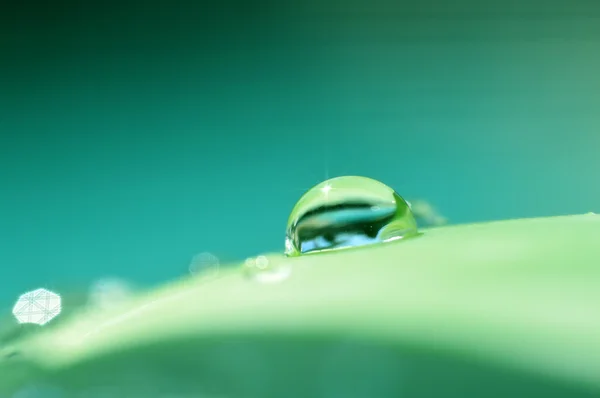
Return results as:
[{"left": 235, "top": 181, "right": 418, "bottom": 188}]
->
[{"left": 12, "top": 288, "right": 62, "bottom": 326}]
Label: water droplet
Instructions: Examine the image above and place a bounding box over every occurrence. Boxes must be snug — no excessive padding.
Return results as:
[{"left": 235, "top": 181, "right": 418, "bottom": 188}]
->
[
  {"left": 189, "top": 252, "right": 220, "bottom": 278},
  {"left": 255, "top": 255, "right": 269, "bottom": 269},
  {"left": 408, "top": 198, "right": 448, "bottom": 227},
  {"left": 88, "top": 278, "right": 133, "bottom": 310},
  {"left": 244, "top": 255, "right": 291, "bottom": 284},
  {"left": 285, "top": 176, "right": 418, "bottom": 256}
]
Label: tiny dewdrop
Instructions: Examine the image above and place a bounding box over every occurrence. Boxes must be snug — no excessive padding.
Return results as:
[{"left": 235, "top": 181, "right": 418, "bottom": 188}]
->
[
  {"left": 244, "top": 255, "right": 291, "bottom": 284},
  {"left": 188, "top": 251, "right": 220, "bottom": 278},
  {"left": 284, "top": 176, "right": 418, "bottom": 257},
  {"left": 88, "top": 278, "right": 133, "bottom": 310}
]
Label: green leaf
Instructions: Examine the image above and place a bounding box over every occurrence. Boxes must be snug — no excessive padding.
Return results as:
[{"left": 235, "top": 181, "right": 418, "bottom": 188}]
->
[{"left": 1, "top": 214, "right": 599, "bottom": 397}]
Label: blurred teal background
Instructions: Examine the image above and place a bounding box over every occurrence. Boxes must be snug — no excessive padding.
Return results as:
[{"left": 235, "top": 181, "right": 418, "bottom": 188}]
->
[{"left": 1, "top": 0, "right": 599, "bottom": 304}]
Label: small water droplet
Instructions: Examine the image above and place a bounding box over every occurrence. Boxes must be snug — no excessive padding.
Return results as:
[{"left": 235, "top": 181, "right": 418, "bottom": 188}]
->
[
  {"left": 88, "top": 278, "right": 133, "bottom": 310},
  {"left": 409, "top": 198, "right": 448, "bottom": 227},
  {"left": 244, "top": 255, "right": 291, "bottom": 284},
  {"left": 255, "top": 255, "right": 269, "bottom": 269},
  {"left": 285, "top": 176, "right": 418, "bottom": 256},
  {"left": 189, "top": 252, "right": 220, "bottom": 278}
]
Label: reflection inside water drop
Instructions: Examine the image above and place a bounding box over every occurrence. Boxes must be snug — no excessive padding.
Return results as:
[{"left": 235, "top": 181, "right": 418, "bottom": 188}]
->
[{"left": 285, "top": 176, "right": 418, "bottom": 256}]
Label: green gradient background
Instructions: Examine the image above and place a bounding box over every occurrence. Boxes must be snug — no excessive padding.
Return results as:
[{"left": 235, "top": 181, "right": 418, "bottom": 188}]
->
[{"left": 1, "top": 0, "right": 599, "bottom": 305}]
